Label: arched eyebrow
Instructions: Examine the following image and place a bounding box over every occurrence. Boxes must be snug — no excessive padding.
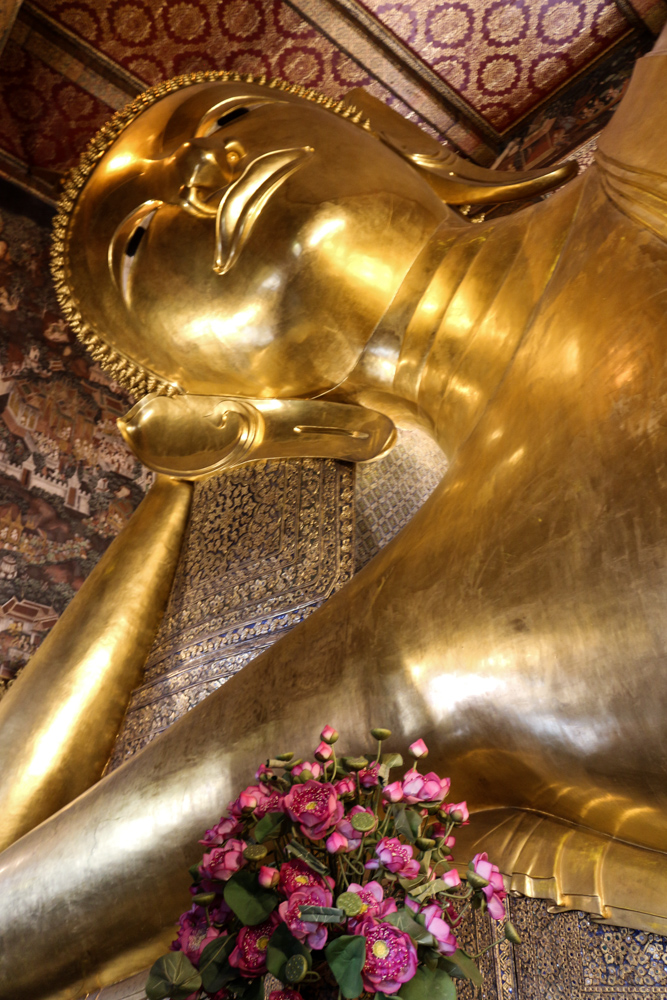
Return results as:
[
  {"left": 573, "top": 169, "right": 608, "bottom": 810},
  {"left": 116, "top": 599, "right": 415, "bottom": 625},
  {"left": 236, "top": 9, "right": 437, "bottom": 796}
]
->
[{"left": 196, "top": 96, "right": 279, "bottom": 138}]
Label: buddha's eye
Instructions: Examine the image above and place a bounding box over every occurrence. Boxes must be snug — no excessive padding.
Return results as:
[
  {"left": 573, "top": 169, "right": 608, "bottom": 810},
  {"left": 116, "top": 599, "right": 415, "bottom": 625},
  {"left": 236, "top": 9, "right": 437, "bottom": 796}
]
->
[
  {"left": 216, "top": 106, "right": 250, "bottom": 129},
  {"left": 120, "top": 208, "right": 157, "bottom": 297},
  {"left": 125, "top": 225, "right": 147, "bottom": 258}
]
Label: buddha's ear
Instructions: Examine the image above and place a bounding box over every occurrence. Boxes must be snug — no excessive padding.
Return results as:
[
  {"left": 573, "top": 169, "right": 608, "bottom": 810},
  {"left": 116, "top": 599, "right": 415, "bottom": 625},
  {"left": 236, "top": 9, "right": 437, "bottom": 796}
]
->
[
  {"left": 118, "top": 393, "right": 396, "bottom": 479},
  {"left": 345, "top": 88, "right": 577, "bottom": 205}
]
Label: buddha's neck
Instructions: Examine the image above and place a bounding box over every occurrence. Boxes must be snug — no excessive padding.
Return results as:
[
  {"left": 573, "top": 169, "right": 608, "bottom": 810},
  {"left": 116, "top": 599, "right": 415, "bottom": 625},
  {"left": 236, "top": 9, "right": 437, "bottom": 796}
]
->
[{"left": 342, "top": 176, "right": 585, "bottom": 459}]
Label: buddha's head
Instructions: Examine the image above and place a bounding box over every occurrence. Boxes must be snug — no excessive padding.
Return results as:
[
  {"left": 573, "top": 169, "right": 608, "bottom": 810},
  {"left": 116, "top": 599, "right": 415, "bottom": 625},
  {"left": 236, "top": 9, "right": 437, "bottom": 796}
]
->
[{"left": 53, "top": 74, "right": 449, "bottom": 400}]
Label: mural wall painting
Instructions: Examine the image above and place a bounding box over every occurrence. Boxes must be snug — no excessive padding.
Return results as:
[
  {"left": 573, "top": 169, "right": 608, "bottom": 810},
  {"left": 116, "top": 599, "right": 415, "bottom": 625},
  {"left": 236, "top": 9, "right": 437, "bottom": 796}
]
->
[{"left": 0, "top": 199, "right": 147, "bottom": 696}]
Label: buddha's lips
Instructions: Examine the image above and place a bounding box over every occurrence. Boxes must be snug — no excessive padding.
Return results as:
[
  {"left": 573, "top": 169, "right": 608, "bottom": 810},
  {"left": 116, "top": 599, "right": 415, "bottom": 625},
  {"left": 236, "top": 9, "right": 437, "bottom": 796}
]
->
[{"left": 212, "top": 144, "right": 313, "bottom": 275}]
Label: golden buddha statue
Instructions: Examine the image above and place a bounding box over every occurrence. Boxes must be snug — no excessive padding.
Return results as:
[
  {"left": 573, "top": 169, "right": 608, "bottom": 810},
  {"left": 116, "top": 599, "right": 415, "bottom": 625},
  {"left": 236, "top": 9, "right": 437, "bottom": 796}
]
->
[{"left": 1, "top": 24, "right": 667, "bottom": 999}]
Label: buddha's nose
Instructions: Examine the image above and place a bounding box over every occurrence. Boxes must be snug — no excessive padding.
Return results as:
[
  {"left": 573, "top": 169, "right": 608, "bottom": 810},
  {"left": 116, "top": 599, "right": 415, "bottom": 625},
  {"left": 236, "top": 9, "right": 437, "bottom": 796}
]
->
[{"left": 165, "top": 138, "right": 245, "bottom": 217}]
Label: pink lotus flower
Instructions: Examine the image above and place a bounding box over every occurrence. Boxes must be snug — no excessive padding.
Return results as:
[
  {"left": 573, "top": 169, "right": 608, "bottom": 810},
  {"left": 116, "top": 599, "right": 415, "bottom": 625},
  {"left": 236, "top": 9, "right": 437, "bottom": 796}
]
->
[
  {"left": 258, "top": 866, "right": 280, "bottom": 888},
  {"left": 441, "top": 801, "right": 469, "bottom": 824},
  {"left": 326, "top": 829, "right": 349, "bottom": 853},
  {"left": 290, "top": 760, "right": 323, "bottom": 780},
  {"left": 382, "top": 781, "right": 404, "bottom": 803},
  {"left": 268, "top": 990, "right": 304, "bottom": 1000},
  {"left": 409, "top": 738, "right": 429, "bottom": 758},
  {"left": 278, "top": 859, "right": 334, "bottom": 896},
  {"left": 199, "top": 816, "right": 242, "bottom": 847},
  {"left": 358, "top": 761, "right": 380, "bottom": 788},
  {"left": 472, "top": 852, "right": 507, "bottom": 920},
  {"left": 172, "top": 905, "right": 223, "bottom": 963},
  {"left": 229, "top": 783, "right": 272, "bottom": 818},
  {"left": 253, "top": 790, "right": 285, "bottom": 820},
  {"left": 366, "top": 837, "right": 420, "bottom": 877},
  {"left": 200, "top": 840, "right": 247, "bottom": 882},
  {"left": 320, "top": 725, "right": 338, "bottom": 744},
  {"left": 336, "top": 805, "right": 378, "bottom": 852},
  {"left": 228, "top": 914, "right": 279, "bottom": 977},
  {"left": 346, "top": 881, "right": 397, "bottom": 931},
  {"left": 441, "top": 868, "right": 461, "bottom": 888},
  {"left": 401, "top": 769, "right": 450, "bottom": 804},
  {"left": 314, "top": 741, "right": 333, "bottom": 761},
  {"left": 421, "top": 903, "right": 458, "bottom": 954},
  {"left": 334, "top": 775, "right": 356, "bottom": 798},
  {"left": 357, "top": 916, "right": 418, "bottom": 994},
  {"left": 278, "top": 885, "right": 333, "bottom": 950},
  {"left": 284, "top": 780, "right": 343, "bottom": 841}
]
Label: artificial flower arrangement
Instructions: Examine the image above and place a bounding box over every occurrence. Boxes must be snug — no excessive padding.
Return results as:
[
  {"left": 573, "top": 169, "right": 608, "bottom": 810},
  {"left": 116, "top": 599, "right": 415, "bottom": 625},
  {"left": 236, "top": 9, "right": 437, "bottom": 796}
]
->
[{"left": 146, "top": 727, "right": 520, "bottom": 1000}]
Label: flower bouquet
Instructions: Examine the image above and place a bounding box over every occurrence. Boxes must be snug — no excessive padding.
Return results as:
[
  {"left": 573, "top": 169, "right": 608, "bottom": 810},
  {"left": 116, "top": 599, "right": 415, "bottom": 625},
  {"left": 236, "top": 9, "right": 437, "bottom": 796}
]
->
[{"left": 146, "top": 727, "right": 519, "bottom": 1000}]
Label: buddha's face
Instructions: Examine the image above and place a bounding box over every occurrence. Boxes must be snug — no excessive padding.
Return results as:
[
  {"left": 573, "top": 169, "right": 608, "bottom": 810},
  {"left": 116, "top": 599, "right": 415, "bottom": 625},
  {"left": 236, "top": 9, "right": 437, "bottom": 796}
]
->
[{"left": 65, "top": 81, "right": 447, "bottom": 397}]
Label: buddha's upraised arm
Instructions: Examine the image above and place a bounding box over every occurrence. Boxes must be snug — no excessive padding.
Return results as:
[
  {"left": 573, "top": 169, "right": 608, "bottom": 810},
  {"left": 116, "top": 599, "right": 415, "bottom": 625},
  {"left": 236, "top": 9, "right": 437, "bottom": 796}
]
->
[{"left": 0, "top": 476, "right": 192, "bottom": 851}]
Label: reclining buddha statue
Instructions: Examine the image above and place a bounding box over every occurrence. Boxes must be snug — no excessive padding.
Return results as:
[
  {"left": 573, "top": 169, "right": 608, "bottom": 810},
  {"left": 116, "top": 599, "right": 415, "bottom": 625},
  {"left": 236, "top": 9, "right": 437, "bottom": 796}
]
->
[{"left": 1, "top": 22, "right": 667, "bottom": 1000}]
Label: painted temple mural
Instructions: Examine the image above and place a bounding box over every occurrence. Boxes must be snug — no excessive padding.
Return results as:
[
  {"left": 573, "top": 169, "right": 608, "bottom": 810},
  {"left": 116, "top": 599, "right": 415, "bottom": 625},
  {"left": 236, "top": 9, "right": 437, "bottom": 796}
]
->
[{"left": 0, "top": 200, "right": 147, "bottom": 695}]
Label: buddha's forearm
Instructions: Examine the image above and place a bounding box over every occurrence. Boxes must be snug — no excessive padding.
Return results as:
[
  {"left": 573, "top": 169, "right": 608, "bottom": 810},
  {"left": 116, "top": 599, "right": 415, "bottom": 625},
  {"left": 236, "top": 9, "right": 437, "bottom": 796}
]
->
[{"left": 0, "top": 475, "right": 192, "bottom": 851}]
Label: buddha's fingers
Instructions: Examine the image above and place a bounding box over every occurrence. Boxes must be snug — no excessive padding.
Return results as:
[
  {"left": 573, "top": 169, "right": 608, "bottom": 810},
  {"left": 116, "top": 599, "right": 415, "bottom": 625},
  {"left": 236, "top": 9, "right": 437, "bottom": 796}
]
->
[{"left": 0, "top": 475, "right": 192, "bottom": 852}]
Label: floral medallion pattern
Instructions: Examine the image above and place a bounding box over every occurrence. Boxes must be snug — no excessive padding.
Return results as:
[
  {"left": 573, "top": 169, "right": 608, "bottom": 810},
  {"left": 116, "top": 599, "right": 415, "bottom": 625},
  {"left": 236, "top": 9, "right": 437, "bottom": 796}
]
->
[{"left": 354, "top": 0, "right": 629, "bottom": 128}]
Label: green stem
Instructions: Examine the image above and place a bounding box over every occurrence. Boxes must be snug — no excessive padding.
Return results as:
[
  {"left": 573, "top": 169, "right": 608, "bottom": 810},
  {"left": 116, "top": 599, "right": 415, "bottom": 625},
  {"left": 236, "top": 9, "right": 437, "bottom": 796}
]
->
[{"left": 469, "top": 937, "right": 503, "bottom": 960}]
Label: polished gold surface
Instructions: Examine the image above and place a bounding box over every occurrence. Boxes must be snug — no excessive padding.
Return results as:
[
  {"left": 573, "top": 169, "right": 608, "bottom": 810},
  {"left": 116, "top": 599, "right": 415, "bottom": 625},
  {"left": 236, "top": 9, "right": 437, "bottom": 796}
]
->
[
  {"left": 345, "top": 89, "right": 578, "bottom": 205},
  {"left": 2, "top": 36, "right": 667, "bottom": 999},
  {"left": 0, "top": 475, "right": 192, "bottom": 852},
  {"left": 118, "top": 394, "right": 395, "bottom": 477}
]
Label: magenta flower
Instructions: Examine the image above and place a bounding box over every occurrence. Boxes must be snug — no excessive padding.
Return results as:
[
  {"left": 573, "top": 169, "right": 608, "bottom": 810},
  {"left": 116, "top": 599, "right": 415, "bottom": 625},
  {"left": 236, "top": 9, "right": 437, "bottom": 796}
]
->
[
  {"left": 258, "top": 866, "right": 280, "bottom": 888},
  {"left": 346, "top": 881, "right": 397, "bottom": 931},
  {"left": 253, "top": 789, "right": 285, "bottom": 820},
  {"left": 401, "top": 769, "right": 450, "bottom": 804},
  {"left": 421, "top": 903, "right": 458, "bottom": 954},
  {"left": 229, "top": 783, "right": 273, "bottom": 818},
  {"left": 314, "top": 741, "right": 333, "bottom": 761},
  {"left": 441, "top": 868, "right": 461, "bottom": 888},
  {"left": 279, "top": 858, "right": 334, "bottom": 896},
  {"left": 409, "top": 738, "right": 429, "bottom": 758},
  {"left": 334, "top": 775, "right": 356, "bottom": 798},
  {"left": 336, "top": 805, "right": 378, "bottom": 852},
  {"left": 200, "top": 840, "right": 247, "bottom": 882},
  {"left": 382, "top": 781, "right": 404, "bottom": 803},
  {"left": 357, "top": 916, "right": 418, "bottom": 994},
  {"left": 358, "top": 762, "right": 380, "bottom": 788},
  {"left": 290, "top": 760, "right": 323, "bottom": 780},
  {"left": 268, "top": 990, "right": 304, "bottom": 1000},
  {"left": 326, "top": 830, "right": 349, "bottom": 853},
  {"left": 320, "top": 725, "right": 338, "bottom": 744},
  {"left": 441, "top": 801, "right": 469, "bottom": 824},
  {"left": 284, "top": 780, "right": 343, "bottom": 840},
  {"left": 366, "top": 837, "right": 420, "bottom": 877},
  {"left": 228, "top": 914, "right": 279, "bottom": 977},
  {"left": 255, "top": 763, "right": 274, "bottom": 781},
  {"left": 472, "top": 853, "right": 507, "bottom": 920},
  {"left": 278, "top": 885, "right": 333, "bottom": 950},
  {"left": 172, "top": 905, "right": 223, "bottom": 963},
  {"left": 199, "top": 815, "right": 242, "bottom": 847}
]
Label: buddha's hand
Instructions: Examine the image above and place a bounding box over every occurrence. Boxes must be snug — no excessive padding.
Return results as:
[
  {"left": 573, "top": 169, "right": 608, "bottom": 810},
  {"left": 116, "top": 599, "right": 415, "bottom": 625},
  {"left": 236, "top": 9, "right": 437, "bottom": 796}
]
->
[{"left": 118, "top": 393, "right": 396, "bottom": 478}]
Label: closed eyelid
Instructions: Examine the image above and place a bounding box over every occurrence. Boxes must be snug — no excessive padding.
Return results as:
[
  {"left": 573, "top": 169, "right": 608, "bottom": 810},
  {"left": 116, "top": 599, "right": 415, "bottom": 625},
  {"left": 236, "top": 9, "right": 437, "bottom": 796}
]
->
[{"left": 108, "top": 203, "right": 160, "bottom": 304}]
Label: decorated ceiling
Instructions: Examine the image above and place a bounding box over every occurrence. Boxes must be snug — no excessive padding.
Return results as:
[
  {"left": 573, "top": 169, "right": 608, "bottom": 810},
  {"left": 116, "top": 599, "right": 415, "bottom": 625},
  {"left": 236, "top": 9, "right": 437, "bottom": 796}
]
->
[{"left": 0, "top": 0, "right": 665, "bottom": 203}]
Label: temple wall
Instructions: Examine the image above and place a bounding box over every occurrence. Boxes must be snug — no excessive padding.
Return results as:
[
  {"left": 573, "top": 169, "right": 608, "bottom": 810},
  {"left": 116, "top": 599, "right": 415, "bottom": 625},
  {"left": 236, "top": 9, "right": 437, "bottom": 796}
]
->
[{"left": 0, "top": 190, "right": 145, "bottom": 698}]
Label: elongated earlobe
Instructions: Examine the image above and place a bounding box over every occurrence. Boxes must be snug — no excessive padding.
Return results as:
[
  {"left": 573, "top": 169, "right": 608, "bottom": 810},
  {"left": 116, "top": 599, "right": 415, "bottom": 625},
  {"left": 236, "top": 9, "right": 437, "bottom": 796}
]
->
[
  {"left": 345, "top": 88, "right": 578, "bottom": 205},
  {"left": 118, "top": 393, "right": 396, "bottom": 479}
]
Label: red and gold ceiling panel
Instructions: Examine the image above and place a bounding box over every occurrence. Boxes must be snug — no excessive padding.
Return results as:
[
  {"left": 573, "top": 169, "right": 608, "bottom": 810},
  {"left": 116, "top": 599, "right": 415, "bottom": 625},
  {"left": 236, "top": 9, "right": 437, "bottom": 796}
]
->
[{"left": 348, "top": 0, "right": 629, "bottom": 130}]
